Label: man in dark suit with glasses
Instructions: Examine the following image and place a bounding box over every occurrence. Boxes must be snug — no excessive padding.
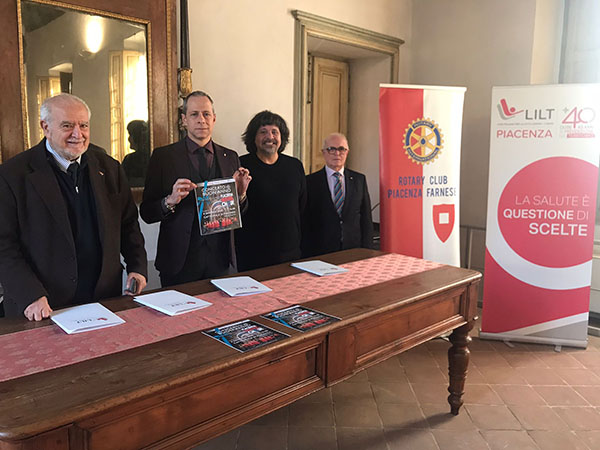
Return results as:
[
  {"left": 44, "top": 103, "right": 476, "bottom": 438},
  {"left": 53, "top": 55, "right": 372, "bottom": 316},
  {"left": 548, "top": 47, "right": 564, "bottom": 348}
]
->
[{"left": 303, "top": 133, "right": 374, "bottom": 257}]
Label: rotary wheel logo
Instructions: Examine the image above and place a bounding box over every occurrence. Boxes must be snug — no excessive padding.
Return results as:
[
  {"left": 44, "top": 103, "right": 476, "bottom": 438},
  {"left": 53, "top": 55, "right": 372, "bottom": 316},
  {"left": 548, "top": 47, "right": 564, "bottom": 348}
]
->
[{"left": 403, "top": 118, "right": 444, "bottom": 164}]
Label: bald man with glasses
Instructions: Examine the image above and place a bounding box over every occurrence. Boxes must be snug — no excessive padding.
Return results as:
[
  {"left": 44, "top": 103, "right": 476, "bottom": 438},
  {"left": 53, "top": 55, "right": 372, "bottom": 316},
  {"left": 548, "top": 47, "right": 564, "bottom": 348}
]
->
[{"left": 302, "top": 132, "right": 374, "bottom": 257}]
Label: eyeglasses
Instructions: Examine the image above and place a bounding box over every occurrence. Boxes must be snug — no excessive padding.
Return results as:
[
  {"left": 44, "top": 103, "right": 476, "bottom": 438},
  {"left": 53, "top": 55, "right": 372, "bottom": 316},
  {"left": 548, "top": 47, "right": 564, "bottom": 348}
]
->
[{"left": 324, "top": 146, "right": 348, "bottom": 154}]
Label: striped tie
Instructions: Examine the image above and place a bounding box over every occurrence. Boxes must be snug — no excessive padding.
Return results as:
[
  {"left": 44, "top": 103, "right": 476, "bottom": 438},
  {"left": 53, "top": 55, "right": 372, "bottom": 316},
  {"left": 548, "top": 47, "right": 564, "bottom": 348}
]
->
[{"left": 333, "top": 172, "right": 344, "bottom": 216}]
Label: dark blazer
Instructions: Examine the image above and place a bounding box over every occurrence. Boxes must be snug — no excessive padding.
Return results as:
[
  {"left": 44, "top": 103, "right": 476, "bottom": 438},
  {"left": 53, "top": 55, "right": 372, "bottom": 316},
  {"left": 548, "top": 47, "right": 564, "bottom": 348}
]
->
[
  {"left": 0, "top": 140, "right": 147, "bottom": 317},
  {"left": 140, "top": 139, "right": 242, "bottom": 277},
  {"left": 303, "top": 167, "right": 374, "bottom": 257}
]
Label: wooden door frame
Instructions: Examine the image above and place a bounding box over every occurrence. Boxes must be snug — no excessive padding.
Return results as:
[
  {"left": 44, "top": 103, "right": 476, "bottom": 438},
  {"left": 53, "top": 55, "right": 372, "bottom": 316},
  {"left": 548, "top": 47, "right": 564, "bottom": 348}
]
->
[{"left": 292, "top": 10, "right": 404, "bottom": 169}]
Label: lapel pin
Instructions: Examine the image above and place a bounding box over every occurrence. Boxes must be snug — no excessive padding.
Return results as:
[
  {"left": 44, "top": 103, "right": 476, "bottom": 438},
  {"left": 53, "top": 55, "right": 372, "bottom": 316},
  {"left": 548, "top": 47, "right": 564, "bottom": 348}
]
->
[{"left": 99, "top": 171, "right": 104, "bottom": 176}]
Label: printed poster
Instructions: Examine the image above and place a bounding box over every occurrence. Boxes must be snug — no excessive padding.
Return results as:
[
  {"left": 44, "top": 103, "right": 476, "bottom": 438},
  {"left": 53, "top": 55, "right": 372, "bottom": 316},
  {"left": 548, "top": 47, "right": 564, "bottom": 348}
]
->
[
  {"left": 262, "top": 305, "right": 340, "bottom": 332},
  {"left": 379, "top": 84, "right": 465, "bottom": 265},
  {"left": 481, "top": 84, "right": 600, "bottom": 348},
  {"left": 203, "top": 320, "right": 288, "bottom": 352}
]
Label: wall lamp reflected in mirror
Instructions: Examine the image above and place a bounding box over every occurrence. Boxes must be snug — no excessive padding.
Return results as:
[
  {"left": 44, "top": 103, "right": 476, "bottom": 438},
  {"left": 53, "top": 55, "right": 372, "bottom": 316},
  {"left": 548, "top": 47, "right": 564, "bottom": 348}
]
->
[{"left": 84, "top": 15, "right": 103, "bottom": 54}]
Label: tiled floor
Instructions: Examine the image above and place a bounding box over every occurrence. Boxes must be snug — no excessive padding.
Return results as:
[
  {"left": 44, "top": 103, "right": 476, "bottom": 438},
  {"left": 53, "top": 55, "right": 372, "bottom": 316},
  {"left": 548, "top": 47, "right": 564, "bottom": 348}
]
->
[{"left": 194, "top": 316, "right": 600, "bottom": 450}]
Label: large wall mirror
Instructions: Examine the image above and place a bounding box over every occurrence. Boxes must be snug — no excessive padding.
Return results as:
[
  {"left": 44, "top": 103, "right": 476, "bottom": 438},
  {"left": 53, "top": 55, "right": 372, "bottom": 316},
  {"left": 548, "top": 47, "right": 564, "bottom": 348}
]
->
[{"left": 0, "top": 0, "right": 177, "bottom": 189}]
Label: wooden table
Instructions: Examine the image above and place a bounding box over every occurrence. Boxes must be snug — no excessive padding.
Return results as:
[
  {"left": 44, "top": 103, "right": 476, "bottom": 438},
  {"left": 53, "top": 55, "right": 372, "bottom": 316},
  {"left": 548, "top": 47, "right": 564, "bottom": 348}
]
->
[{"left": 0, "top": 249, "right": 481, "bottom": 450}]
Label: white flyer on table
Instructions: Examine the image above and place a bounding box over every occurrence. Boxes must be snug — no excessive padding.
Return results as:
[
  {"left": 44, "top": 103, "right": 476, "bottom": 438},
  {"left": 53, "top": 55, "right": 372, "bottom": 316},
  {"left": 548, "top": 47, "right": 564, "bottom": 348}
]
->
[
  {"left": 134, "top": 290, "right": 212, "bottom": 316},
  {"left": 211, "top": 276, "right": 272, "bottom": 296},
  {"left": 51, "top": 303, "right": 125, "bottom": 334},
  {"left": 291, "top": 260, "right": 349, "bottom": 276}
]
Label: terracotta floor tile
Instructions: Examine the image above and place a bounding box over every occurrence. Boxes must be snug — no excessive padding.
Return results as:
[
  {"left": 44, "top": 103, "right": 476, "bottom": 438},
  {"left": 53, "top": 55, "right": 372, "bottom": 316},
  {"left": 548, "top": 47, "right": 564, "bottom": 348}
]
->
[
  {"left": 431, "top": 429, "right": 489, "bottom": 449},
  {"left": 384, "top": 428, "right": 438, "bottom": 450},
  {"left": 481, "top": 430, "right": 539, "bottom": 450},
  {"left": 508, "top": 405, "right": 569, "bottom": 431},
  {"left": 533, "top": 385, "right": 589, "bottom": 406},
  {"left": 536, "top": 352, "right": 585, "bottom": 369},
  {"left": 331, "top": 380, "right": 375, "bottom": 403},
  {"left": 478, "top": 366, "right": 528, "bottom": 385},
  {"left": 425, "top": 336, "right": 452, "bottom": 352},
  {"left": 404, "top": 365, "right": 448, "bottom": 384},
  {"left": 248, "top": 405, "right": 288, "bottom": 426},
  {"left": 571, "top": 351, "right": 600, "bottom": 368},
  {"left": 345, "top": 369, "right": 369, "bottom": 382},
  {"left": 366, "top": 357, "right": 406, "bottom": 382},
  {"left": 334, "top": 401, "right": 382, "bottom": 428},
  {"left": 288, "top": 426, "right": 337, "bottom": 450},
  {"left": 492, "top": 385, "right": 546, "bottom": 406},
  {"left": 463, "top": 384, "right": 504, "bottom": 405},
  {"left": 501, "top": 352, "right": 546, "bottom": 368},
  {"left": 464, "top": 365, "right": 487, "bottom": 384},
  {"left": 554, "top": 368, "right": 600, "bottom": 385},
  {"left": 528, "top": 430, "right": 590, "bottom": 450},
  {"left": 295, "top": 387, "right": 333, "bottom": 404},
  {"left": 398, "top": 351, "right": 439, "bottom": 368},
  {"left": 371, "top": 381, "right": 418, "bottom": 404},
  {"left": 288, "top": 402, "right": 334, "bottom": 427},
  {"left": 515, "top": 367, "right": 567, "bottom": 385},
  {"left": 411, "top": 383, "right": 451, "bottom": 404},
  {"left": 553, "top": 406, "right": 600, "bottom": 430},
  {"left": 467, "top": 337, "right": 497, "bottom": 352},
  {"left": 377, "top": 403, "right": 428, "bottom": 429},
  {"left": 236, "top": 426, "right": 288, "bottom": 450},
  {"left": 575, "top": 430, "right": 600, "bottom": 449},
  {"left": 464, "top": 404, "right": 522, "bottom": 430},
  {"left": 430, "top": 350, "right": 450, "bottom": 368},
  {"left": 192, "top": 429, "right": 239, "bottom": 450},
  {"left": 471, "top": 351, "right": 512, "bottom": 368},
  {"left": 420, "top": 403, "right": 477, "bottom": 430},
  {"left": 573, "top": 386, "right": 600, "bottom": 406},
  {"left": 336, "top": 427, "right": 388, "bottom": 450}
]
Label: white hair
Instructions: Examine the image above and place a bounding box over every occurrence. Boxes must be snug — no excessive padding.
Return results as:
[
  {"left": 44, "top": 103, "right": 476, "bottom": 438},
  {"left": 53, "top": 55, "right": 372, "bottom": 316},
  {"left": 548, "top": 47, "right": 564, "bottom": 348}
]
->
[
  {"left": 40, "top": 93, "right": 91, "bottom": 123},
  {"left": 323, "top": 132, "right": 348, "bottom": 148}
]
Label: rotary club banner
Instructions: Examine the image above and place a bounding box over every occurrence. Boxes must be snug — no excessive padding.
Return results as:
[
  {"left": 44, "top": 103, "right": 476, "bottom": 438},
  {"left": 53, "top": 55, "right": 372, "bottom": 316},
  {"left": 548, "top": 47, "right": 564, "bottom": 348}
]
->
[
  {"left": 378, "top": 84, "right": 466, "bottom": 265},
  {"left": 481, "top": 84, "right": 600, "bottom": 348}
]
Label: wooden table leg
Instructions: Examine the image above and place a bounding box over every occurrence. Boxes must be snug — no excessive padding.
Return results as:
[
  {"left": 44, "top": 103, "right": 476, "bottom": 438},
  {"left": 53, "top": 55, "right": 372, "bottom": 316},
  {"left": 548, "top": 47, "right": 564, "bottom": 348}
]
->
[{"left": 447, "top": 321, "right": 474, "bottom": 415}]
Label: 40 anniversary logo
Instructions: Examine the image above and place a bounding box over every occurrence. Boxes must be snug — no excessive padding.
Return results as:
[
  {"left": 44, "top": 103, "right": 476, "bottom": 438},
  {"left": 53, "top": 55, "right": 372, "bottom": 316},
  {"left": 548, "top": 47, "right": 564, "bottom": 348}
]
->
[{"left": 403, "top": 118, "right": 444, "bottom": 164}]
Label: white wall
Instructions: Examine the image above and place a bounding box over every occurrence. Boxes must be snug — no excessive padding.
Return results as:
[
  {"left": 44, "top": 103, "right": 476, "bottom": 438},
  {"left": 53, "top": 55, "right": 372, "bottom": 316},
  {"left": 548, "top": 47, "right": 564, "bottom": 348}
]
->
[
  {"left": 347, "top": 56, "right": 391, "bottom": 223},
  {"left": 411, "top": 0, "right": 538, "bottom": 234},
  {"left": 186, "top": 0, "right": 412, "bottom": 155}
]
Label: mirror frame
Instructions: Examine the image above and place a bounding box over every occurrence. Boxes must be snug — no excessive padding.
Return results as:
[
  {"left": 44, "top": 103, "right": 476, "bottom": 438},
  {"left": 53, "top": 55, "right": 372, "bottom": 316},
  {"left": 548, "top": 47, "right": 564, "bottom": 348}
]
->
[{"left": 0, "top": 0, "right": 177, "bottom": 177}]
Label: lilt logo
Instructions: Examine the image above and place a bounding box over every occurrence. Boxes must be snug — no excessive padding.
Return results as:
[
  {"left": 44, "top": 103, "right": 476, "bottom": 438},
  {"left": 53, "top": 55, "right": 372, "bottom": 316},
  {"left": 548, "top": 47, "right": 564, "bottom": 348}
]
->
[{"left": 497, "top": 99, "right": 523, "bottom": 120}]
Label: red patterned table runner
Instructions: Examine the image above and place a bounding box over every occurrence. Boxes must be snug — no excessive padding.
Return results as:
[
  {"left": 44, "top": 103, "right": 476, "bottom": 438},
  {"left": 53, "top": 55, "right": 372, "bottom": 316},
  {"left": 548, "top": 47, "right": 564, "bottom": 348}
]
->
[{"left": 0, "top": 254, "right": 441, "bottom": 382}]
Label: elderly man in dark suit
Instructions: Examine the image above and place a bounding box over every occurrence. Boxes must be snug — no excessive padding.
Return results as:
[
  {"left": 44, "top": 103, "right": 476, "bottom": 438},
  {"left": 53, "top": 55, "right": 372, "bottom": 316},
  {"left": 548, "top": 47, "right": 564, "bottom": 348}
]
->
[
  {"left": 0, "top": 93, "right": 147, "bottom": 321},
  {"left": 141, "top": 91, "right": 251, "bottom": 287},
  {"left": 303, "top": 133, "right": 374, "bottom": 257}
]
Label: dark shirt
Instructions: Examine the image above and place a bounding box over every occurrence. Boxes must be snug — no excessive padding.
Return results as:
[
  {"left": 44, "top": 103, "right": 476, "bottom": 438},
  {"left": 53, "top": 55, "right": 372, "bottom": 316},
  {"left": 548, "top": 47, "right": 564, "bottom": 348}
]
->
[
  {"left": 236, "top": 153, "right": 307, "bottom": 271},
  {"left": 49, "top": 152, "right": 102, "bottom": 304},
  {"left": 185, "top": 137, "right": 214, "bottom": 174}
]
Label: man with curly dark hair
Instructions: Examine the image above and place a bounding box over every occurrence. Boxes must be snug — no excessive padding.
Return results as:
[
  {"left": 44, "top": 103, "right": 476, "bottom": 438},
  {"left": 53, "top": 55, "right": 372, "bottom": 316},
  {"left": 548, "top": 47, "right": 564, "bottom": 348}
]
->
[{"left": 236, "top": 111, "right": 306, "bottom": 271}]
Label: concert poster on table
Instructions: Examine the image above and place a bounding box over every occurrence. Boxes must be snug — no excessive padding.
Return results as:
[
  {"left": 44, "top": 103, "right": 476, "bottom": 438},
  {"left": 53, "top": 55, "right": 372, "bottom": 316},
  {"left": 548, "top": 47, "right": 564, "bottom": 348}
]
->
[
  {"left": 195, "top": 177, "right": 242, "bottom": 235},
  {"left": 202, "top": 320, "right": 289, "bottom": 352},
  {"left": 261, "top": 305, "right": 340, "bottom": 332}
]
